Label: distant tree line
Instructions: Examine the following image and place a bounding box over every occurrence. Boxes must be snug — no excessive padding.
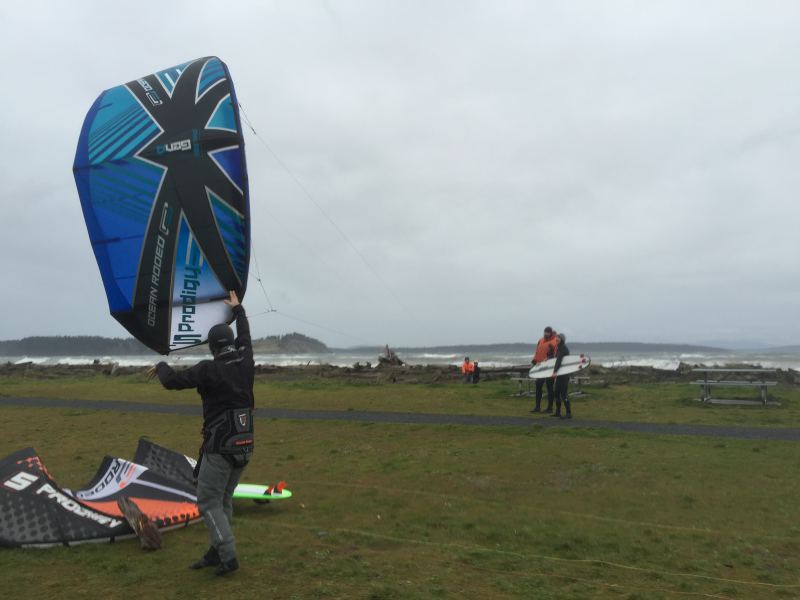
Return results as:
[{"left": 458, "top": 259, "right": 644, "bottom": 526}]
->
[
  {"left": 0, "top": 336, "right": 152, "bottom": 356},
  {"left": 0, "top": 336, "right": 727, "bottom": 357},
  {"left": 0, "top": 333, "right": 330, "bottom": 356},
  {"left": 341, "top": 342, "right": 724, "bottom": 354}
]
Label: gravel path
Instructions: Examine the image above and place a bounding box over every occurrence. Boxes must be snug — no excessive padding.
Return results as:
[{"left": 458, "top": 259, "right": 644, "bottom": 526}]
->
[{"left": 2, "top": 396, "right": 799, "bottom": 441}]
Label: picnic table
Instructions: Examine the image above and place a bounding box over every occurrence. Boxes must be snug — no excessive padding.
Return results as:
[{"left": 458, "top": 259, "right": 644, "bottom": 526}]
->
[
  {"left": 510, "top": 376, "right": 590, "bottom": 398},
  {"left": 692, "top": 368, "right": 778, "bottom": 406},
  {"left": 570, "top": 376, "right": 590, "bottom": 397},
  {"left": 510, "top": 377, "right": 535, "bottom": 397}
]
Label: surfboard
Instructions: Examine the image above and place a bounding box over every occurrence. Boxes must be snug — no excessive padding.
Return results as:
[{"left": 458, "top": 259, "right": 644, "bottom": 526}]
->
[
  {"left": 529, "top": 354, "right": 591, "bottom": 379},
  {"left": 234, "top": 482, "right": 292, "bottom": 502}
]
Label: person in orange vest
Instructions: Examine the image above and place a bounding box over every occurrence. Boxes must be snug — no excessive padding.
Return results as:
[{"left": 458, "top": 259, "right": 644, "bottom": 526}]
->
[
  {"left": 461, "top": 356, "right": 473, "bottom": 383},
  {"left": 530, "top": 326, "right": 559, "bottom": 413}
]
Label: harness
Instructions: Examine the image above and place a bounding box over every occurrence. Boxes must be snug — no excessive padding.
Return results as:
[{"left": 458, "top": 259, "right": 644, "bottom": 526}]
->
[
  {"left": 194, "top": 408, "right": 254, "bottom": 473},
  {"left": 205, "top": 407, "right": 254, "bottom": 450}
]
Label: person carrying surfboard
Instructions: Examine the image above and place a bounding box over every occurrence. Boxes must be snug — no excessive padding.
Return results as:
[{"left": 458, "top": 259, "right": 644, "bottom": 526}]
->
[
  {"left": 147, "top": 290, "right": 254, "bottom": 575},
  {"left": 551, "top": 333, "right": 572, "bottom": 419},
  {"left": 530, "top": 327, "right": 559, "bottom": 413}
]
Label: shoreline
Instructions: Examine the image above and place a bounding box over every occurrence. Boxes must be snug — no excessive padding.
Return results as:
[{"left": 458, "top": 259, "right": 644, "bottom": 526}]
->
[
  {"left": 4, "top": 347, "right": 800, "bottom": 373},
  {"left": 2, "top": 360, "right": 799, "bottom": 386}
]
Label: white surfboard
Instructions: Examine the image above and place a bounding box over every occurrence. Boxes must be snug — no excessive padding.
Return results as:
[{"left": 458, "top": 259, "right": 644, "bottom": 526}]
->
[{"left": 528, "top": 354, "right": 591, "bottom": 379}]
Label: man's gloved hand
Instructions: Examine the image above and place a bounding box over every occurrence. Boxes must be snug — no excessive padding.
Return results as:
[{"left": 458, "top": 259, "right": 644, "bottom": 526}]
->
[{"left": 224, "top": 290, "right": 240, "bottom": 308}]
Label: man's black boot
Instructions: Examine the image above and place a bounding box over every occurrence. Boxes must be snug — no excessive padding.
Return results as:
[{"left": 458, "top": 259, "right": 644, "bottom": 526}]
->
[
  {"left": 189, "top": 546, "right": 220, "bottom": 570},
  {"left": 561, "top": 401, "right": 572, "bottom": 419},
  {"left": 215, "top": 558, "right": 240, "bottom": 576}
]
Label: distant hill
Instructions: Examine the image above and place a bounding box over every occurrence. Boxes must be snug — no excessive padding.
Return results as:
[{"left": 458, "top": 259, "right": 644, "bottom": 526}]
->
[
  {"left": 556, "top": 342, "right": 725, "bottom": 353},
  {"left": 6, "top": 336, "right": 776, "bottom": 358},
  {"left": 342, "top": 342, "right": 726, "bottom": 354},
  {"left": 0, "top": 333, "right": 329, "bottom": 356},
  {"left": 0, "top": 336, "right": 152, "bottom": 356},
  {"left": 759, "top": 345, "right": 800, "bottom": 353},
  {"left": 252, "top": 333, "right": 330, "bottom": 354}
]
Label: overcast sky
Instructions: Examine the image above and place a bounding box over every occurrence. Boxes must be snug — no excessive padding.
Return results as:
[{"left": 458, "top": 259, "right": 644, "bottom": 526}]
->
[{"left": 1, "top": 1, "right": 798, "bottom": 348}]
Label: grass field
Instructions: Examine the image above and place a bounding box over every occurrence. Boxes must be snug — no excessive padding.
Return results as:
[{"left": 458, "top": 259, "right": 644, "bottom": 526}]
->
[
  {"left": 1, "top": 375, "right": 800, "bottom": 599},
  {"left": 3, "top": 373, "right": 800, "bottom": 427}
]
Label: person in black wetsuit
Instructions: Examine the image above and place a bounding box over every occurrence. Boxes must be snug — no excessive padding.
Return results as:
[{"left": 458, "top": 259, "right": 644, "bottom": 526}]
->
[
  {"left": 551, "top": 333, "right": 572, "bottom": 419},
  {"left": 147, "top": 290, "right": 254, "bottom": 575}
]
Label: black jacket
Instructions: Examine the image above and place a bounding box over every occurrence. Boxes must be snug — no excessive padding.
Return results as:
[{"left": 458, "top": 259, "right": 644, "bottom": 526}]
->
[
  {"left": 553, "top": 341, "right": 570, "bottom": 375},
  {"left": 156, "top": 305, "right": 255, "bottom": 428}
]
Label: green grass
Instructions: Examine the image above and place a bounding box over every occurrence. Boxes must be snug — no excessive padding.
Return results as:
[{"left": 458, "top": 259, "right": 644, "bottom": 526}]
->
[
  {"left": 2, "top": 374, "right": 800, "bottom": 428},
  {"left": 1, "top": 388, "right": 800, "bottom": 599}
]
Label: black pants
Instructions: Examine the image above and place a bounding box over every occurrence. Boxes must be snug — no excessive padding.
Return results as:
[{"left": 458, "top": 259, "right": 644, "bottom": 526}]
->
[
  {"left": 554, "top": 375, "right": 570, "bottom": 415},
  {"left": 534, "top": 377, "right": 554, "bottom": 410}
]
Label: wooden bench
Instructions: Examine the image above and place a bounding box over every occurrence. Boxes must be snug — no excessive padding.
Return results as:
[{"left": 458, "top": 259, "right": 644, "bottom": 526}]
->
[{"left": 692, "top": 368, "right": 778, "bottom": 406}]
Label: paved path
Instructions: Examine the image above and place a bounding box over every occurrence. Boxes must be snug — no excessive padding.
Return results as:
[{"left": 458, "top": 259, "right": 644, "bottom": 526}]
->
[{"left": 2, "top": 396, "right": 799, "bottom": 441}]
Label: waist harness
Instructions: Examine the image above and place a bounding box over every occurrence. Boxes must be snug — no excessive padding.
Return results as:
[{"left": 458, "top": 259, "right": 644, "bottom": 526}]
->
[{"left": 203, "top": 408, "right": 255, "bottom": 456}]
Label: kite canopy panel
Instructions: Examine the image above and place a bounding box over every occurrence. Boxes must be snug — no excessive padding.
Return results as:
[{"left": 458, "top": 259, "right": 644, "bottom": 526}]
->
[
  {"left": 0, "top": 447, "right": 131, "bottom": 547},
  {"left": 71, "top": 456, "right": 200, "bottom": 528},
  {"left": 0, "top": 440, "right": 289, "bottom": 548},
  {"left": 134, "top": 439, "right": 292, "bottom": 501},
  {"left": 0, "top": 446, "right": 203, "bottom": 548},
  {"left": 73, "top": 57, "right": 250, "bottom": 354}
]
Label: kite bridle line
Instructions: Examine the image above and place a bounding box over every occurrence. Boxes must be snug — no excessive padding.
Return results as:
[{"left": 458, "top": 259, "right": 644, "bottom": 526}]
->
[
  {"left": 248, "top": 236, "right": 276, "bottom": 313},
  {"left": 248, "top": 201, "right": 374, "bottom": 306},
  {"left": 237, "top": 101, "right": 423, "bottom": 333},
  {"left": 247, "top": 234, "right": 374, "bottom": 347},
  {"left": 245, "top": 239, "right": 376, "bottom": 347}
]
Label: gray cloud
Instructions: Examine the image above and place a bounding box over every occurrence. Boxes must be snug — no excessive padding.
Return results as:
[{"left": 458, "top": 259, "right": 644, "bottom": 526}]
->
[{"left": 1, "top": 1, "right": 798, "bottom": 348}]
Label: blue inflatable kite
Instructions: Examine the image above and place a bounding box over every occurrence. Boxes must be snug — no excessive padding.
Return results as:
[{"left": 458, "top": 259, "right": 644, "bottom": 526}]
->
[{"left": 73, "top": 57, "right": 250, "bottom": 354}]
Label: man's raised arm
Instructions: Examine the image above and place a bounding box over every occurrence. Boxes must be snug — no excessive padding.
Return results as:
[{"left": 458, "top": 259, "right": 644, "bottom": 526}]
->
[{"left": 225, "top": 290, "right": 252, "bottom": 359}]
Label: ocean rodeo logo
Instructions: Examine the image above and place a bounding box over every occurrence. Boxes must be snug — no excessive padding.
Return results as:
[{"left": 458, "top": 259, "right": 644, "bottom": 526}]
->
[{"left": 147, "top": 202, "right": 173, "bottom": 328}]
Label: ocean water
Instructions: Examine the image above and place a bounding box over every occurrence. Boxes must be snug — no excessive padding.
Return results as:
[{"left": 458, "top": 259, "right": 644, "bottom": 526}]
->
[{"left": 5, "top": 348, "right": 800, "bottom": 371}]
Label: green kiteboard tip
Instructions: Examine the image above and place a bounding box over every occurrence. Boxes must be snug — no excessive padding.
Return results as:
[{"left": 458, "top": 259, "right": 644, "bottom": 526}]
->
[{"left": 233, "top": 482, "right": 292, "bottom": 501}]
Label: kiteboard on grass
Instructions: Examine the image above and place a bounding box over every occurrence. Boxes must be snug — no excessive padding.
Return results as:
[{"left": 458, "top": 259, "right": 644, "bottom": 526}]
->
[
  {"left": 234, "top": 482, "right": 292, "bottom": 503},
  {"left": 529, "top": 354, "right": 591, "bottom": 379}
]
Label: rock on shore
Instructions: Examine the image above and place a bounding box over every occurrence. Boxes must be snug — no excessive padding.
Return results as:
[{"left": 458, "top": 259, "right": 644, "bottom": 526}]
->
[{"left": 2, "top": 361, "right": 798, "bottom": 386}]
